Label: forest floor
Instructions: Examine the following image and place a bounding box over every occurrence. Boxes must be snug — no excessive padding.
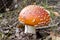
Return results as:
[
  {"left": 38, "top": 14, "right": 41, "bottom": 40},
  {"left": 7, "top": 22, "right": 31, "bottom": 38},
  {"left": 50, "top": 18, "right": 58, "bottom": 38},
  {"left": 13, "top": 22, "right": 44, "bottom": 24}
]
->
[{"left": 0, "top": 0, "right": 60, "bottom": 40}]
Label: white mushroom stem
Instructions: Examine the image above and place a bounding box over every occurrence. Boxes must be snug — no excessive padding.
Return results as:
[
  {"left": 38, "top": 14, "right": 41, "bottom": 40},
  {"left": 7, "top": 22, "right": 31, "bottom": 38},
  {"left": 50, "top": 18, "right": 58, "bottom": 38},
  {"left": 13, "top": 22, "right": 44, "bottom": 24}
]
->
[{"left": 24, "top": 25, "right": 36, "bottom": 34}]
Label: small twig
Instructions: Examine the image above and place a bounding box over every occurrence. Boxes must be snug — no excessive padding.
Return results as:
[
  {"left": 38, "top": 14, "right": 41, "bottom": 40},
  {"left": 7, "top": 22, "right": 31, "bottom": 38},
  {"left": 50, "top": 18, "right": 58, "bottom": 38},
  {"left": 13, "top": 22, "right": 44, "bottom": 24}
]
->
[{"left": 36, "top": 23, "right": 58, "bottom": 29}]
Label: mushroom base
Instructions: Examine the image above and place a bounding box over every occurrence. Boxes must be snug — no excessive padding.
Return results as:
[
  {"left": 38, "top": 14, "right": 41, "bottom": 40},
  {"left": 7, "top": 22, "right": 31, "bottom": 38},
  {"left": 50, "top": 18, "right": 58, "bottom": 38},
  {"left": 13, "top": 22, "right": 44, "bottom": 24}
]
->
[{"left": 24, "top": 25, "right": 36, "bottom": 34}]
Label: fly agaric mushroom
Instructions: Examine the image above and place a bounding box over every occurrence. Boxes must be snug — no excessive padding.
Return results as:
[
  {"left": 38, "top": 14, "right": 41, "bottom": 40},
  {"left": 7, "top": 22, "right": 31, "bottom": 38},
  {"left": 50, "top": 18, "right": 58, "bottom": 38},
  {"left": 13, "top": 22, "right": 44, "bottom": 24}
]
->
[{"left": 18, "top": 5, "right": 51, "bottom": 34}]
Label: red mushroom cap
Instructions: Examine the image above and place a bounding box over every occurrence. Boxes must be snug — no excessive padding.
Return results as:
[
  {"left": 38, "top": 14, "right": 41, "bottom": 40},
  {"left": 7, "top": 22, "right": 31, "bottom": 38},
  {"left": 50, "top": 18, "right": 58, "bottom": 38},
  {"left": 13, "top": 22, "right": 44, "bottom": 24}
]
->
[{"left": 18, "top": 5, "right": 51, "bottom": 26}]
